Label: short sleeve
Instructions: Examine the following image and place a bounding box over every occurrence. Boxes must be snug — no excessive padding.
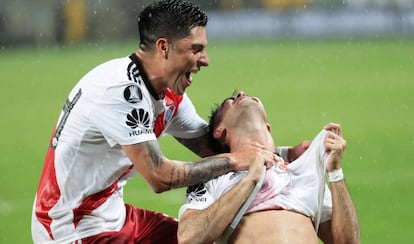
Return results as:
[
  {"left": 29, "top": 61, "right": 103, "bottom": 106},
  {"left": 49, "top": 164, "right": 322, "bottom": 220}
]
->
[
  {"left": 165, "top": 94, "right": 208, "bottom": 139},
  {"left": 178, "top": 182, "right": 216, "bottom": 219},
  {"left": 89, "top": 82, "right": 157, "bottom": 147}
]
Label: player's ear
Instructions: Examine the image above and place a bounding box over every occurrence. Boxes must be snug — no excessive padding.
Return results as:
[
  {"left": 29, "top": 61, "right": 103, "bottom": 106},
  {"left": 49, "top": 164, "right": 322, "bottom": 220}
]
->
[
  {"left": 156, "top": 38, "right": 169, "bottom": 58},
  {"left": 266, "top": 123, "right": 271, "bottom": 132},
  {"left": 213, "top": 127, "right": 226, "bottom": 141}
]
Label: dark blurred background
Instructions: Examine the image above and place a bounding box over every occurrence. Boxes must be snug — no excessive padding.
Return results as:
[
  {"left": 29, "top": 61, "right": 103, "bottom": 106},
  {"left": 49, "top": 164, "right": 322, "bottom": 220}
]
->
[{"left": 1, "top": 0, "right": 413, "bottom": 47}]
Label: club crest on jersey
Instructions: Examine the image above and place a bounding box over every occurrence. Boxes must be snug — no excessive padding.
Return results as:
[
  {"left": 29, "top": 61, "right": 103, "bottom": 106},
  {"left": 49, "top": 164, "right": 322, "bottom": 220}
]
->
[
  {"left": 164, "top": 103, "right": 176, "bottom": 123},
  {"left": 124, "top": 85, "right": 142, "bottom": 104}
]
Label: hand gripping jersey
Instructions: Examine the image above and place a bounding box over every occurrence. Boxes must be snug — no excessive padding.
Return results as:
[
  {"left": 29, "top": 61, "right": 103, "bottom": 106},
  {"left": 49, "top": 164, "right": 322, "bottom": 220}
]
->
[
  {"left": 31, "top": 54, "right": 208, "bottom": 243},
  {"left": 179, "top": 130, "right": 333, "bottom": 225}
]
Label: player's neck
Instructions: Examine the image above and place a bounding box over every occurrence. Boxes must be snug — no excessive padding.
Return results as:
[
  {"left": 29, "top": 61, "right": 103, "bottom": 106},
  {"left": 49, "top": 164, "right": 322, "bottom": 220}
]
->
[
  {"left": 135, "top": 50, "right": 166, "bottom": 98},
  {"left": 229, "top": 126, "right": 275, "bottom": 153}
]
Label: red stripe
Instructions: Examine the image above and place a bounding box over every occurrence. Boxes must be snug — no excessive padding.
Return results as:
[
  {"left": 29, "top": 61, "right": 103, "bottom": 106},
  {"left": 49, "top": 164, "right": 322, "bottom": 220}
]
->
[
  {"left": 72, "top": 183, "right": 118, "bottom": 228},
  {"left": 153, "top": 88, "right": 183, "bottom": 137},
  {"left": 35, "top": 130, "right": 60, "bottom": 240},
  {"left": 72, "top": 166, "right": 133, "bottom": 228}
]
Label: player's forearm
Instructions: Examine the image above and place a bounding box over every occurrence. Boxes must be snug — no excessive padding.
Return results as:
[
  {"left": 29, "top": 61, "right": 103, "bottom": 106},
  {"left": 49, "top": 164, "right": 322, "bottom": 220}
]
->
[
  {"left": 178, "top": 177, "right": 256, "bottom": 244},
  {"left": 124, "top": 140, "right": 231, "bottom": 193},
  {"left": 175, "top": 134, "right": 217, "bottom": 157},
  {"left": 164, "top": 155, "right": 231, "bottom": 190},
  {"left": 330, "top": 180, "right": 360, "bottom": 244}
]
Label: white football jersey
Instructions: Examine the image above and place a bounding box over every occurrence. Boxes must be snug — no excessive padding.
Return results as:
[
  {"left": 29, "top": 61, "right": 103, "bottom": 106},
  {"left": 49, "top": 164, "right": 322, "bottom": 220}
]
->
[
  {"left": 31, "top": 54, "right": 208, "bottom": 243},
  {"left": 179, "top": 130, "right": 333, "bottom": 224}
]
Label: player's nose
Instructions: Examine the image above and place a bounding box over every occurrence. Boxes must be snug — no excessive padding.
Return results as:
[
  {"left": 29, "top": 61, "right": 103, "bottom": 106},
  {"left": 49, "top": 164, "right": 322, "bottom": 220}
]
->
[{"left": 236, "top": 91, "right": 246, "bottom": 98}]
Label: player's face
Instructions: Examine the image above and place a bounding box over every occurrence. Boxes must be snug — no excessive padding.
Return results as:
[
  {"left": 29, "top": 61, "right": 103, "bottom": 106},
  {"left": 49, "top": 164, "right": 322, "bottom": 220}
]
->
[
  {"left": 218, "top": 91, "right": 266, "bottom": 128},
  {"left": 166, "top": 26, "right": 209, "bottom": 95}
]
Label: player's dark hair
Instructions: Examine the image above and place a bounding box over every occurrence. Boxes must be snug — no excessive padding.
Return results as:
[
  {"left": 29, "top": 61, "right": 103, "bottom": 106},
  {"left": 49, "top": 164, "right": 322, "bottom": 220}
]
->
[
  {"left": 138, "top": 0, "right": 208, "bottom": 51},
  {"left": 207, "top": 100, "right": 231, "bottom": 154}
]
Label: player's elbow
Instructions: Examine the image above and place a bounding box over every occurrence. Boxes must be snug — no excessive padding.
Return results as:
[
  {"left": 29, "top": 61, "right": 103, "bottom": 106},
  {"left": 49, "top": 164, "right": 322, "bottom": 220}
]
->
[
  {"left": 178, "top": 214, "right": 214, "bottom": 244},
  {"left": 147, "top": 178, "right": 171, "bottom": 194},
  {"left": 150, "top": 185, "right": 168, "bottom": 194},
  {"left": 177, "top": 231, "right": 191, "bottom": 244},
  {"left": 177, "top": 224, "right": 198, "bottom": 244},
  {"left": 333, "top": 227, "right": 360, "bottom": 244},
  {"left": 146, "top": 170, "right": 173, "bottom": 194}
]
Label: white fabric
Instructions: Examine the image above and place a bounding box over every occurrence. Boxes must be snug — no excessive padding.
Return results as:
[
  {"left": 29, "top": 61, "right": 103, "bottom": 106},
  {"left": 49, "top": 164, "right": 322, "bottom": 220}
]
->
[
  {"left": 179, "top": 130, "right": 333, "bottom": 224},
  {"left": 159, "top": 93, "right": 208, "bottom": 139},
  {"left": 31, "top": 55, "right": 207, "bottom": 243}
]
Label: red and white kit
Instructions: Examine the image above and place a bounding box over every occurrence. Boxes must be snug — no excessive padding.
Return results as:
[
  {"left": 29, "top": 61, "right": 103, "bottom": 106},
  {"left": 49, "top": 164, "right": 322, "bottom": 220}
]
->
[{"left": 31, "top": 54, "right": 207, "bottom": 243}]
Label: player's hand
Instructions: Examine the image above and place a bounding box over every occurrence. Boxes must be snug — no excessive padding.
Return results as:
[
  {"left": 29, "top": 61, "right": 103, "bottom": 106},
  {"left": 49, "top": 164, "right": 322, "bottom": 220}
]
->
[
  {"left": 324, "top": 123, "right": 347, "bottom": 171},
  {"left": 287, "top": 140, "right": 311, "bottom": 162},
  {"left": 229, "top": 142, "right": 277, "bottom": 172}
]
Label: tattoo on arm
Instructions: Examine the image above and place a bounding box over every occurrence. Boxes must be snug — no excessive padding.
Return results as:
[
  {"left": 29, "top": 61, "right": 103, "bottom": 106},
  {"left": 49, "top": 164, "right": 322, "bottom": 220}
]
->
[
  {"left": 169, "top": 156, "right": 231, "bottom": 189},
  {"left": 332, "top": 181, "right": 360, "bottom": 242},
  {"left": 142, "top": 141, "right": 230, "bottom": 188},
  {"left": 144, "top": 140, "right": 163, "bottom": 168},
  {"left": 169, "top": 163, "right": 176, "bottom": 190},
  {"left": 175, "top": 136, "right": 215, "bottom": 157},
  {"left": 337, "top": 182, "right": 359, "bottom": 225},
  {"left": 338, "top": 183, "right": 350, "bottom": 214},
  {"left": 181, "top": 156, "right": 230, "bottom": 186}
]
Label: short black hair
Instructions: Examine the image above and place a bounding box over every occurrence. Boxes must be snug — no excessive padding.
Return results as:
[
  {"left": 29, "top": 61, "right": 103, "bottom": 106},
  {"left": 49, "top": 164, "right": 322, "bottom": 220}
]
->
[
  {"left": 207, "top": 98, "right": 232, "bottom": 154},
  {"left": 138, "top": 0, "right": 208, "bottom": 50}
]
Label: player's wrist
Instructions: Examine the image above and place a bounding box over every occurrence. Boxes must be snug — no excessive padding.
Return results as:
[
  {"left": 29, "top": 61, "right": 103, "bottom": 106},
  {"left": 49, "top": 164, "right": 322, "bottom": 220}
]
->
[{"left": 327, "top": 168, "right": 344, "bottom": 183}]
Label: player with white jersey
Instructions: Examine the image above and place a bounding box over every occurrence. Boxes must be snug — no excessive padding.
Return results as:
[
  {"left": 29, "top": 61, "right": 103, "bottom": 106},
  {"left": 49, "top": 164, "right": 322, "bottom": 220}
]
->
[
  {"left": 31, "top": 1, "right": 281, "bottom": 243},
  {"left": 32, "top": 54, "right": 205, "bottom": 243},
  {"left": 178, "top": 92, "right": 360, "bottom": 244},
  {"left": 179, "top": 130, "right": 333, "bottom": 226}
]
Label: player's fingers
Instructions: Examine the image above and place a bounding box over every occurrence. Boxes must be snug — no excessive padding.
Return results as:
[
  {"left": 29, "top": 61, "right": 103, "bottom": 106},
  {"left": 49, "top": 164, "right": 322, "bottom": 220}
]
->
[
  {"left": 253, "top": 141, "right": 266, "bottom": 149},
  {"left": 324, "top": 122, "right": 342, "bottom": 136},
  {"left": 262, "top": 148, "right": 277, "bottom": 162}
]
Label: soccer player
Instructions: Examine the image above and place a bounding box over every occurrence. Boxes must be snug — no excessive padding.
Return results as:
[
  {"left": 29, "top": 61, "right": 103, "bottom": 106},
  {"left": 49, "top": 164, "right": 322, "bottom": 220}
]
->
[
  {"left": 178, "top": 91, "right": 360, "bottom": 244},
  {"left": 30, "top": 1, "right": 280, "bottom": 243}
]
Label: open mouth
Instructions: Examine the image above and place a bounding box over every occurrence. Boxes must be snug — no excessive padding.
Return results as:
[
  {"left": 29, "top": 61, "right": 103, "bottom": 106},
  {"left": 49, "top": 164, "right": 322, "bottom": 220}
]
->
[{"left": 185, "top": 72, "right": 192, "bottom": 85}]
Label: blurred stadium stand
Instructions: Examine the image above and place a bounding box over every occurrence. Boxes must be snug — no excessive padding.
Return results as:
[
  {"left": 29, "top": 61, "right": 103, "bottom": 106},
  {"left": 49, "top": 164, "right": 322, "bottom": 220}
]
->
[{"left": 0, "top": 0, "right": 413, "bottom": 46}]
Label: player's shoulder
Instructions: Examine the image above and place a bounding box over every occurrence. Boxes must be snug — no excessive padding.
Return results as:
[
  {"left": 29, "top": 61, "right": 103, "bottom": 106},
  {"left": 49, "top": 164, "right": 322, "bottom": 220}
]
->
[{"left": 98, "top": 56, "right": 132, "bottom": 70}]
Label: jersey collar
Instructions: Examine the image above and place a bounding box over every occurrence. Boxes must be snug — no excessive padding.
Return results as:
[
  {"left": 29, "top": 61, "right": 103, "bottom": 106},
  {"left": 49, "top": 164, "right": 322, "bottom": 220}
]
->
[{"left": 129, "top": 54, "right": 165, "bottom": 100}]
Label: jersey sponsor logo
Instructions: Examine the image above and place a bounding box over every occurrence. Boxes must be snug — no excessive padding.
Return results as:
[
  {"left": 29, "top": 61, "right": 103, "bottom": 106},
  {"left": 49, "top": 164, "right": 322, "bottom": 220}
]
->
[
  {"left": 124, "top": 84, "right": 142, "bottom": 104},
  {"left": 229, "top": 171, "right": 244, "bottom": 180},
  {"left": 126, "top": 108, "right": 151, "bottom": 129},
  {"left": 186, "top": 184, "right": 207, "bottom": 202}
]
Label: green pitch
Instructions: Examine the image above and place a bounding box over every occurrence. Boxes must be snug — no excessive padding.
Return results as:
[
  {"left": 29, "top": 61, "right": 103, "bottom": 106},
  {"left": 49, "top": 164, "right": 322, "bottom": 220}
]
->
[{"left": 1, "top": 38, "right": 413, "bottom": 243}]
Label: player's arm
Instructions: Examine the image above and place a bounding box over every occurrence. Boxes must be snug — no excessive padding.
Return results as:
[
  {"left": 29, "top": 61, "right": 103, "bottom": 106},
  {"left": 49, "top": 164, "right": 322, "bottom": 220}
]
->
[
  {"left": 276, "top": 141, "right": 311, "bottom": 162},
  {"left": 175, "top": 133, "right": 216, "bottom": 157},
  {"left": 122, "top": 140, "right": 275, "bottom": 193},
  {"left": 177, "top": 158, "right": 264, "bottom": 244},
  {"left": 318, "top": 123, "right": 360, "bottom": 244},
  {"left": 318, "top": 180, "right": 360, "bottom": 244}
]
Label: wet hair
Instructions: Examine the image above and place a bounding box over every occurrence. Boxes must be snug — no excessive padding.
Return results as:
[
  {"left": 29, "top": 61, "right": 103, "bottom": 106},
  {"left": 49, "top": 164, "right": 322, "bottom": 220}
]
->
[
  {"left": 207, "top": 98, "right": 232, "bottom": 154},
  {"left": 137, "top": 0, "right": 208, "bottom": 51}
]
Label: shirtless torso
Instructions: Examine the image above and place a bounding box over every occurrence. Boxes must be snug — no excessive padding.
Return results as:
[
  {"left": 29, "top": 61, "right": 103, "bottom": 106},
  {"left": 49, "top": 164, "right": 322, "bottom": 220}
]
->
[{"left": 230, "top": 210, "right": 318, "bottom": 244}]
